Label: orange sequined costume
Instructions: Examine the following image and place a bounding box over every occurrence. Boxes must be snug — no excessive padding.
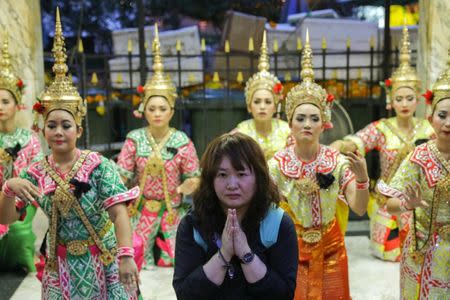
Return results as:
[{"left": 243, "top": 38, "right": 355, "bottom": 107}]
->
[{"left": 269, "top": 145, "right": 355, "bottom": 299}]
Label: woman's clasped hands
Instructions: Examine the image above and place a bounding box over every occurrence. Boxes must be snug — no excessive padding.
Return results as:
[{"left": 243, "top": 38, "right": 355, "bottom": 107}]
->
[{"left": 220, "top": 208, "right": 251, "bottom": 263}]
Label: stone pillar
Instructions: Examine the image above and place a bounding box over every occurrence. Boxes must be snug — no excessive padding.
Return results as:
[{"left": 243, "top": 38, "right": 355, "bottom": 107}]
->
[
  {"left": 417, "top": 0, "right": 450, "bottom": 116},
  {"left": 0, "top": 0, "right": 44, "bottom": 128}
]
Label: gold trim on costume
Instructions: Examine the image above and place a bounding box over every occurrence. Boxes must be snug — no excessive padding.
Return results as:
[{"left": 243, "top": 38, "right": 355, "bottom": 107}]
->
[
  {"left": 43, "top": 151, "right": 116, "bottom": 271},
  {"left": 295, "top": 177, "right": 320, "bottom": 198},
  {"left": 62, "top": 221, "right": 113, "bottom": 256},
  {"left": 381, "top": 119, "right": 418, "bottom": 184},
  {"left": 302, "top": 230, "right": 322, "bottom": 244},
  {"left": 409, "top": 141, "right": 449, "bottom": 263},
  {"left": 129, "top": 128, "right": 176, "bottom": 224},
  {"left": 43, "top": 150, "right": 89, "bottom": 271},
  {"left": 296, "top": 219, "right": 335, "bottom": 244},
  {"left": 145, "top": 199, "right": 162, "bottom": 213},
  {"left": 144, "top": 129, "right": 176, "bottom": 223}
]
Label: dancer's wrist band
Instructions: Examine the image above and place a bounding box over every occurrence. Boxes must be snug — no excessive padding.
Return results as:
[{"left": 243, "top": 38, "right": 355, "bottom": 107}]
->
[
  {"left": 117, "top": 246, "right": 135, "bottom": 259},
  {"left": 2, "top": 181, "right": 16, "bottom": 198},
  {"left": 356, "top": 180, "right": 370, "bottom": 190}
]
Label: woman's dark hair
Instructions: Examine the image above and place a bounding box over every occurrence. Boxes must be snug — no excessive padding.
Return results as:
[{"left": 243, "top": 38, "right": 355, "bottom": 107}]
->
[{"left": 193, "top": 132, "right": 280, "bottom": 242}]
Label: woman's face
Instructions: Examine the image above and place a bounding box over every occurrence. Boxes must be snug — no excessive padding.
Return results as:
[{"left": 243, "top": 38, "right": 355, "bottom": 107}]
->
[
  {"left": 431, "top": 98, "right": 450, "bottom": 143},
  {"left": 249, "top": 89, "right": 276, "bottom": 123},
  {"left": 213, "top": 156, "right": 256, "bottom": 212},
  {"left": 144, "top": 96, "right": 174, "bottom": 129},
  {"left": 44, "top": 110, "right": 82, "bottom": 153},
  {"left": 392, "top": 87, "right": 417, "bottom": 119},
  {"left": 0, "top": 89, "right": 17, "bottom": 123},
  {"left": 290, "top": 103, "right": 323, "bottom": 144}
]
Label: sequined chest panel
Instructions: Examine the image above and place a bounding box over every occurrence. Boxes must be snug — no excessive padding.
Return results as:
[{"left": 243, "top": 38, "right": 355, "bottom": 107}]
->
[{"left": 274, "top": 145, "right": 353, "bottom": 228}]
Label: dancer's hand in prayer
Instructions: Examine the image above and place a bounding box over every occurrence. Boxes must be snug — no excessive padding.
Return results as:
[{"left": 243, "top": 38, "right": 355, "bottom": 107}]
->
[
  {"left": 5, "top": 178, "right": 41, "bottom": 202},
  {"left": 119, "top": 256, "right": 140, "bottom": 293},
  {"left": 405, "top": 182, "right": 428, "bottom": 209},
  {"left": 220, "top": 209, "right": 235, "bottom": 261},
  {"left": 346, "top": 150, "right": 369, "bottom": 182},
  {"left": 230, "top": 209, "right": 250, "bottom": 258}
]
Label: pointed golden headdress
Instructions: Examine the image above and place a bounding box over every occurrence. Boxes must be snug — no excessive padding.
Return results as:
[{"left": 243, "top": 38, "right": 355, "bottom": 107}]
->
[
  {"left": 138, "top": 24, "right": 177, "bottom": 112},
  {"left": 285, "top": 29, "right": 332, "bottom": 126},
  {"left": 388, "top": 25, "right": 420, "bottom": 99},
  {"left": 430, "top": 49, "right": 450, "bottom": 112},
  {"left": 34, "top": 8, "right": 86, "bottom": 127},
  {"left": 244, "top": 31, "right": 282, "bottom": 106},
  {"left": 0, "top": 33, "right": 24, "bottom": 104}
]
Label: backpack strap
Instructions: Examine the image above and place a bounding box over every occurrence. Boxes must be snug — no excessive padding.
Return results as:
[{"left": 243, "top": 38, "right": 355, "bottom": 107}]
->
[
  {"left": 193, "top": 227, "right": 208, "bottom": 252},
  {"left": 260, "top": 206, "right": 284, "bottom": 248}
]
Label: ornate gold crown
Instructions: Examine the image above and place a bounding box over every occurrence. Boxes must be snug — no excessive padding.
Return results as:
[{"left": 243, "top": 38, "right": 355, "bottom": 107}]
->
[
  {"left": 244, "top": 31, "right": 282, "bottom": 106},
  {"left": 389, "top": 25, "right": 420, "bottom": 97},
  {"left": 34, "top": 8, "right": 86, "bottom": 127},
  {"left": 140, "top": 24, "right": 177, "bottom": 111},
  {"left": 0, "top": 33, "right": 24, "bottom": 105},
  {"left": 285, "top": 29, "right": 332, "bottom": 126},
  {"left": 431, "top": 49, "right": 450, "bottom": 111}
]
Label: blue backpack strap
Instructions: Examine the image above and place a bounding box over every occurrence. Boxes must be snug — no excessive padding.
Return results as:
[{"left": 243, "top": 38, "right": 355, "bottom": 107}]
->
[
  {"left": 193, "top": 227, "right": 208, "bottom": 252},
  {"left": 260, "top": 206, "right": 284, "bottom": 248}
]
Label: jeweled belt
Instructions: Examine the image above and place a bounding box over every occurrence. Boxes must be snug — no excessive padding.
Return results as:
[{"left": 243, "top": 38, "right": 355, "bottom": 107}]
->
[
  {"left": 296, "top": 220, "right": 335, "bottom": 244},
  {"left": 57, "top": 220, "right": 113, "bottom": 257},
  {"left": 129, "top": 193, "right": 181, "bottom": 216},
  {"left": 145, "top": 199, "right": 163, "bottom": 213},
  {"left": 129, "top": 198, "right": 164, "bottom": 216}
]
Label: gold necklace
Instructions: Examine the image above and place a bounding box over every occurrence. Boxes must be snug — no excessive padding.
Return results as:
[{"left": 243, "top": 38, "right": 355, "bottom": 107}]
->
[
  {"left": 409, "top": 140, "right": 449, "bottom": 264},
  {"left": 146, "top": 128, "right": 176, "bottom": 224},
  {"left": 145, "top": 128, "right": 173, "bottom": 177}
]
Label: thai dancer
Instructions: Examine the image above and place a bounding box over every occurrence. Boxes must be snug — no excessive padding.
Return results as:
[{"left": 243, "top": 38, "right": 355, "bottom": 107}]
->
[
  {"left": 0, "top": 9, "right": 139, "bottom": 298},
  {"left": 116, "top": 24, "right": 200, "bottom": 268}
]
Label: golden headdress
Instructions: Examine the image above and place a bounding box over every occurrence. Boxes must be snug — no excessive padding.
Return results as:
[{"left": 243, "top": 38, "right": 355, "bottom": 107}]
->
[
  {"left": 429, "top": 49, "right": 450, "bottom": 112},
  {"left": 285, "top": 29, "right": 333, "bottom": 127},
  {"left": 34, "top": 8, "right": 86, "bottom": 128},
  {"left": 385, "top": 25, "right": 420, "bottom": 109},
  {"left": 136, "top": 23, "right": 177, "bottom": 115},
  {"left": 0, "top": 33, "right": 24, "bottom": 105},
  {"left": 244, "top": 31, "right": 282, "bottom": 106}
]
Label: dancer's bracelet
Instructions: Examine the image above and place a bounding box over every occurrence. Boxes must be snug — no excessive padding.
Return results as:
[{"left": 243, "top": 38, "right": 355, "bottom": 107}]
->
[
  {"left": 2, "top": 181, "right": 16, "bottom": 198},
  {"left": 355, "top": 180, "right": 370, "bottom": 190},
  {"left": 117, "top": 246, "right": 135, "bottom": 259},
  {"left": 399, "top": 198, "right": 413, "bottom": 212}
]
